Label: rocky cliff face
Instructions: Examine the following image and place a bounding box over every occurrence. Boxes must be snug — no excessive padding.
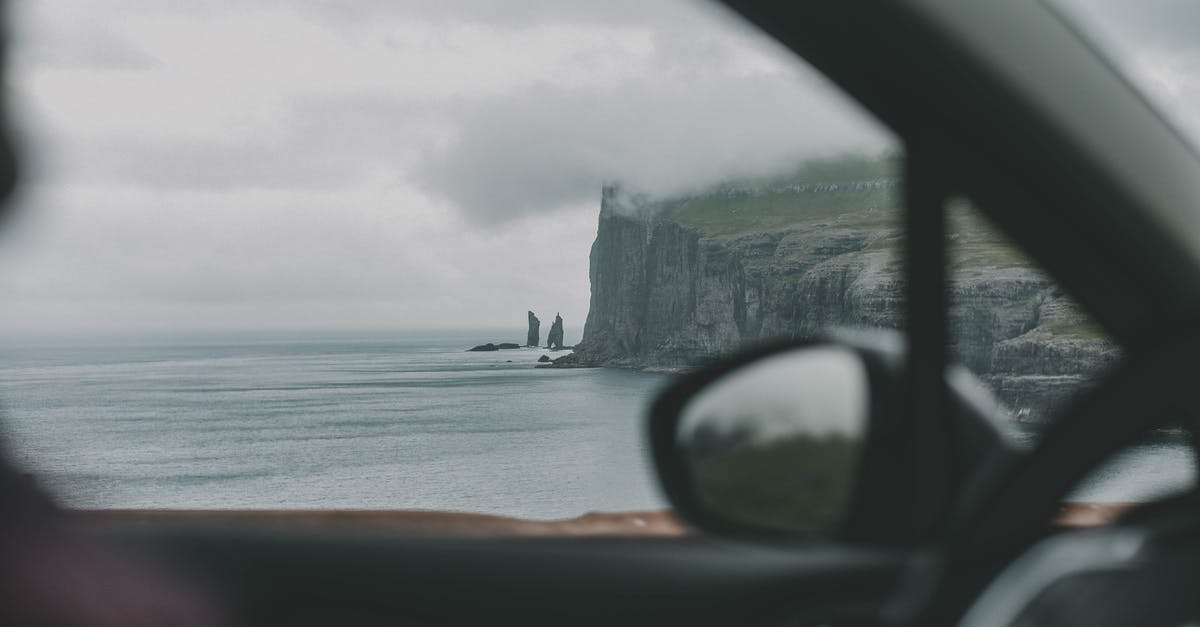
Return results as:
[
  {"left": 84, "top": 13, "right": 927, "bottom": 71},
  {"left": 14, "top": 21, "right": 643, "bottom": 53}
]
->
[{"left": 561, "top": 160, "right": 1119, "bottom": 422}]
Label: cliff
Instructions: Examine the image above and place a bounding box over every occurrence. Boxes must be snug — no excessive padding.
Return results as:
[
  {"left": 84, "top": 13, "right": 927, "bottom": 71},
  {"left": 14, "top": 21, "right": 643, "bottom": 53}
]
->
[
  {"left": 559, "top": 157, "right": 1119, "bottom": 422},
  {"left": 547, "top": 313, "right": 565, "bottom": 350}
]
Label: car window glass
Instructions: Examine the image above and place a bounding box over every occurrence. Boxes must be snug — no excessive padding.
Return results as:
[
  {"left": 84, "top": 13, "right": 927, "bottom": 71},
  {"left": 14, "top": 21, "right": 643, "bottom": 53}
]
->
[
  {"left": 0, "top": 1, "right": 902, "bottom": 526},
  {"left": 947, "top": 198, "right": 1120, "bottom": 437},
  {"left": 947, "top": 199, "right": 1197, "bottom": 515}
]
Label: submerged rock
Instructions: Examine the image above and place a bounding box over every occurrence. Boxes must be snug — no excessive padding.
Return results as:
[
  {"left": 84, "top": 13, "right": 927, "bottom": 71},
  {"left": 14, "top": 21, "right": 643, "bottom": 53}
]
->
[
  {"left": 537, "top": 355, "right": 551, "bottom": 363},
  {"left": 495, "top": 343, "right": 521, "bottom": 350},
  {"left": 527, "top": 311, "right": 541, "bottom": 347}
]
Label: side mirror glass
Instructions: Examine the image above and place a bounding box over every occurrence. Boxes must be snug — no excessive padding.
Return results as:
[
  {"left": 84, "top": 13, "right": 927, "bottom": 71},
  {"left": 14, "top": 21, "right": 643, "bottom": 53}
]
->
[{"left": 653, "top": 344, "right": 870, "bottom": 537}]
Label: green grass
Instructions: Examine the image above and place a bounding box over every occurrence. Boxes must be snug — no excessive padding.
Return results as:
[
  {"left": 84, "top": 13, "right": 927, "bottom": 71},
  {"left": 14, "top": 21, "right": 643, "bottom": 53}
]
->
[
  {"left": 671, "top": 188, "right": 899, "bottom": 237},
  {"left": 662, "top": 153, "right": 903, "bottom": 237},
  {"left": 652, "top": 157, "right": 1033, "bottom": 276},
  {"left": 734, "top": 152, "right": 902, "bottom": 186}
]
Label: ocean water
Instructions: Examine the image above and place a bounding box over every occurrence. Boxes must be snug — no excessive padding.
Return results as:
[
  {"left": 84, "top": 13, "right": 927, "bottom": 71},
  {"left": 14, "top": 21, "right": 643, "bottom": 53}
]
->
[
  {"left": 0, "top": 332, "right": 1191, "bottom": 520},
  {"left": 0, "top": 332, "right": 670, "bottom": 519}
]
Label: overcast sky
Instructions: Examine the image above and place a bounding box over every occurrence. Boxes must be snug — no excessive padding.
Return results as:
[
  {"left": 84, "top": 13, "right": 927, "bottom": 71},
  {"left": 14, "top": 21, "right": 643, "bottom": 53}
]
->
[
  {"left": 0, "top": 0, "right": 895, "bottom": 339},
  {"left": 0, "top": 0, "right": 1193, "bottom": 340}
]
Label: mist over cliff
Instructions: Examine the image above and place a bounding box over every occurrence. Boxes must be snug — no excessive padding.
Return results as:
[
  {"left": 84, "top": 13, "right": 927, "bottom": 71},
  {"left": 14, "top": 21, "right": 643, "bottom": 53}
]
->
[{"left": 559, "top": 156, "right": 1118, "bottom": 422}]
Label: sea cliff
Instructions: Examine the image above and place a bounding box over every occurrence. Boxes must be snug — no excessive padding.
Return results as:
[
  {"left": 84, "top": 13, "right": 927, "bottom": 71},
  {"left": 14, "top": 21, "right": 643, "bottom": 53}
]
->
[{"left": 558, "top": 158, "right": 1119, "bottom": 421}]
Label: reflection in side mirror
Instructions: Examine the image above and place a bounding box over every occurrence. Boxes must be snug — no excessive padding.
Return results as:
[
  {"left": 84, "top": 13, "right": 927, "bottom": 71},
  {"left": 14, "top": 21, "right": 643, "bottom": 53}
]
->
[{"left": 670, "top": 346, "right": 869, "bottom": 536}]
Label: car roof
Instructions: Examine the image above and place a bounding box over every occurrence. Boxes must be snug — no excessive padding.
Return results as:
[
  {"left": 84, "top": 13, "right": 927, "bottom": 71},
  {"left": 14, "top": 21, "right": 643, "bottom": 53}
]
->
[{"left": 720, "top": 0, "right": 1200, "bottom": 348}]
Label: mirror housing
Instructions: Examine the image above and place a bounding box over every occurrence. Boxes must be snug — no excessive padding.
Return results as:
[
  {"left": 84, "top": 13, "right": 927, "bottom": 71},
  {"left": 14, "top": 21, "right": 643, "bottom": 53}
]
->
[{"left": 648, "top": 331, "right": 1022, "bottom": 544}]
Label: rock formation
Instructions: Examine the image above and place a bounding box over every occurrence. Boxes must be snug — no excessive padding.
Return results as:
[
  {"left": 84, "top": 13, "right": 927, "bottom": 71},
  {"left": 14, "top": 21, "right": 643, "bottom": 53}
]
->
[
  {"left": 557, "top": 158, "right": 1119, "bottom": 423},
  {"left": 527, "top": 311, "right": 541, "bottom": 347},
  {"left": 547, "top": 313, "right": 565, "bottom": 350},
  {"left": 467, "top": 342, "right": 521, "bottom": 352}
]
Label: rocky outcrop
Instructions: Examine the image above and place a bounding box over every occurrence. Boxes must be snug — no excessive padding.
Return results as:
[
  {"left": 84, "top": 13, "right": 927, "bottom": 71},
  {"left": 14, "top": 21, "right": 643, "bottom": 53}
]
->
[
  {"left": 547, "top": 313, "right": 565, "bottom": 350},
  {"left": 560, "top": 161, "right": 1119, "bottom": 422},
  {"left": 527, "top": 311, "right": 541, "bottom": 347},
  {"left": 467, "top": 342, "right": 521, "bottom": 352}
]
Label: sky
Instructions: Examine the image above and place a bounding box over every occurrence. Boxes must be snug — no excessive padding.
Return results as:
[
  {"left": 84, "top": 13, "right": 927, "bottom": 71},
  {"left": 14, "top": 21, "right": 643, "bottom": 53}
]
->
[{"left": 0, "top": 0, "right": 1193, "bottom": 340}]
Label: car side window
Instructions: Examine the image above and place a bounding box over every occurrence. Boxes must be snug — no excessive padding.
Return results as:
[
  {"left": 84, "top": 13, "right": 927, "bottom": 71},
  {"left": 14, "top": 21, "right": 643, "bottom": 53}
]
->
[
  {"left": 945, "top": 199, "right": 1196, "bottom": 512},
  {"left": 947, "top": 198, "right": 1120, "bottom": 431},
  {"left": 0, "top": 1, "right": 906, "bottom": 527}
]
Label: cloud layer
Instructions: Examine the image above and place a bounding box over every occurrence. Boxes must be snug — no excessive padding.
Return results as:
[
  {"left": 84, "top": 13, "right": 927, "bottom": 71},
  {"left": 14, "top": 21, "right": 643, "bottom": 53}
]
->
[{"left": 4, "top": 0, "right": 1192, "bottom": 334}]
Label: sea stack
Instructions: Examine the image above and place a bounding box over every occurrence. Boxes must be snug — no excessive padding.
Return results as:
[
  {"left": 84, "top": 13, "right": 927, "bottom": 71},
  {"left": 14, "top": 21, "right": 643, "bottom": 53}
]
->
[
  {"left": 527, "top": 311, "right": 540, "bottom": 347},
  {"left": 547, "top": 313, "right": 564, "bottom": 350}
]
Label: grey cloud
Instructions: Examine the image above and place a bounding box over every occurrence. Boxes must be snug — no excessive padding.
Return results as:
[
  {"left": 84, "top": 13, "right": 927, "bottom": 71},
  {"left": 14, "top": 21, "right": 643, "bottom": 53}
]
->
[
  {"left": 68, "top": 138, "right": 364, "bottom": 191},
  {"left": 414, "top": 75, "right": 891, "bottom": 223},
  {"left": 15, "top": 24, "right": 158, "bottom": 71},
  {"left": 15, "top": 0, "right": 846, "bottom": 214},
  {"left": 34, "top": 95, "right": 447, "bottom": 192},
  {"left": 293, "top": 0, "right": 735, "bottom": 30}
]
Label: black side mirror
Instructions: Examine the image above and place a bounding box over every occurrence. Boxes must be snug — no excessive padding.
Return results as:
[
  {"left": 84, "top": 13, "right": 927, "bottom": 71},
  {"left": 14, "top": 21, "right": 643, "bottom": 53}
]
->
[{"left": 648, "top": 332, "right": 1021, "bottom": 543}]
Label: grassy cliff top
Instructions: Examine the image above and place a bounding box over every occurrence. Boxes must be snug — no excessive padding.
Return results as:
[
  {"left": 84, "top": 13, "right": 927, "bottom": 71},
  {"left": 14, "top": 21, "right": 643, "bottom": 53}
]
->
[
  {"left": 663, "top": 154, "right": 902, "bottom": 237},
  {"left": 652, "top": 154, "right": 1029, "bottom": 271}
]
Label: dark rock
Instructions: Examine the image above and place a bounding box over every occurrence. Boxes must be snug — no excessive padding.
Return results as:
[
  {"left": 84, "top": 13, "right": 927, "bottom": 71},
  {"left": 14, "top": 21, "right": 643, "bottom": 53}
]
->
[
  {"left": 467, "top": 343, "right": 498, "bottom": 352},
  {"left": 538, "top": 354, "right": 591, "bottom": 369},
  {"left": 546, "top": 313, "right": 565, "bottom": 349},
  {"left": 527, "top": 311, "right": 541, "bottom": 347},
  {"left": 496, "top": 343, "right": 521, "bottom": 350},
  {"left": 537, "top": 355, "right": 551, "bottom": 363},
  {"left": 536, "top": 355, "right": 565, "bottom": 369}
]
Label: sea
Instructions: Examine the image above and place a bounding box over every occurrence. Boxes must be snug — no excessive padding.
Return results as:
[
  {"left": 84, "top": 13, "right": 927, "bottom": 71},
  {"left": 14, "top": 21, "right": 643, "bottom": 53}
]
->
[
  {"left": 0, "top": 331, "right": 1191, "bottom": 520},
  {"left": 0, "top": 331, "right": 668, "bottom": 519}
]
